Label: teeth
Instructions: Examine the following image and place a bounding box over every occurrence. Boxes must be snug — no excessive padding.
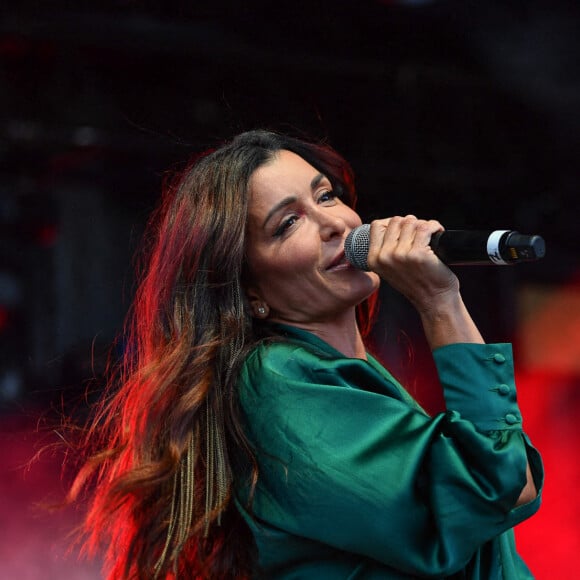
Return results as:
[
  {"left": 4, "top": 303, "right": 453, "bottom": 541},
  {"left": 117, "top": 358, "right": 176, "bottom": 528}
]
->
[{"left": 329, "top": 256, "right": 346, "bottom": 269}]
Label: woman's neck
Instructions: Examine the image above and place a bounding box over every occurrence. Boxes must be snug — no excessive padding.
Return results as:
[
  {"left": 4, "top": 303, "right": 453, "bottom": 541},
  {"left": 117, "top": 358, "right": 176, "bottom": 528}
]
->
[{"left": 273, "top": 310, "right": 367, "bottom": 360}]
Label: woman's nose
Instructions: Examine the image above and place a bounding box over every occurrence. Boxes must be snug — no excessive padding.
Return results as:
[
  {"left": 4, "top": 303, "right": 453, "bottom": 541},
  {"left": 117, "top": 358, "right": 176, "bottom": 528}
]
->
[{"left": 318, "top": 210, "right": 346, "bottom": 241}]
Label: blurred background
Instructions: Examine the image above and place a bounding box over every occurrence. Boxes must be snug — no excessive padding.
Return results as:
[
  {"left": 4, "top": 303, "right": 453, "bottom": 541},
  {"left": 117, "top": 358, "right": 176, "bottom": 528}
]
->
[{"left": 0, "top": 1, "right": 578, "bottom": 578}]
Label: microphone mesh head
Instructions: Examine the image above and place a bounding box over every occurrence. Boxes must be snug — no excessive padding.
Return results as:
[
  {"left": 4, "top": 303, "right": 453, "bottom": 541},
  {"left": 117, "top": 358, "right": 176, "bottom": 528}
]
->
[{"left": 345, "top": 224, "right": 371, "bottom": 271}]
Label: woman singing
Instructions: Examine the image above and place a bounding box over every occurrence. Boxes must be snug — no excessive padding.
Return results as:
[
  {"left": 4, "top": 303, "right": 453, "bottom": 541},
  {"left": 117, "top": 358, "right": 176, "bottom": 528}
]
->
[{"left": 71, "top": 130, "right": 542, "bottom": 579}]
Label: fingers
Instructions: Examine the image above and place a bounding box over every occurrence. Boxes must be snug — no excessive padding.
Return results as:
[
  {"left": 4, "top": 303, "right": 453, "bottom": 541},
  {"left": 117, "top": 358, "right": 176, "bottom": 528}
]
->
[
  {"left": 364, "top": 215, "right": 460, "bottom": 314},
  {"left": 367, "top": 215, "right": 444, "bottom": 269}
]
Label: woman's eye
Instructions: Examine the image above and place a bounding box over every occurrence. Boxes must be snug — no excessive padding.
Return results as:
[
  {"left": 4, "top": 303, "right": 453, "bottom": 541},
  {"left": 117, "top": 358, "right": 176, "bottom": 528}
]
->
[
  {"left": 274, "top": 215, "right": 298, "bottom": 237},
  {"left": 318, "top": 190, "right": 337, "bottom": 203}
]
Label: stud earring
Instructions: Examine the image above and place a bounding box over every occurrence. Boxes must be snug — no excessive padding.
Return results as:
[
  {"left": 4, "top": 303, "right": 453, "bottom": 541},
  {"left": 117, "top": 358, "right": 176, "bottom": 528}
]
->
[{"left": 258, "top": 306, "right": 266, "bottom": 316}]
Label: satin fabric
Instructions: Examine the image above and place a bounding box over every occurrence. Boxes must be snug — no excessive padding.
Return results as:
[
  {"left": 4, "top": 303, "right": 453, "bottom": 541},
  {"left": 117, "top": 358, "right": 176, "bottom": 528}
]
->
[{"left": 235, "top": 324, "right": 543, "bottom": 578}]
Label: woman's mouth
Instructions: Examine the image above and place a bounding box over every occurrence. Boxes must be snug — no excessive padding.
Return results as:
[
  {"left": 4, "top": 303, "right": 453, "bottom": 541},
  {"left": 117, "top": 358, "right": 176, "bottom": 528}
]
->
[{"left": 326, "top": 252, "right": 352, "bottom": 271}]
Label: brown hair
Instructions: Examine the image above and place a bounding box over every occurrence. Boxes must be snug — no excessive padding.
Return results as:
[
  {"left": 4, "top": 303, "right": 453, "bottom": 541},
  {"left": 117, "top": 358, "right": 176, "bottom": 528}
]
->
[{"left": 69, "top": 130, "right": 378, "bottom": 578}]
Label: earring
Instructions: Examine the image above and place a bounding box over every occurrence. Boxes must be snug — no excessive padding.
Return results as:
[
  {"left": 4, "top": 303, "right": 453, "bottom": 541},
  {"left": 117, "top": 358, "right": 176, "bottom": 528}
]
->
[{"left": 253, "top": 302, "right": 269, "bottom": 318}]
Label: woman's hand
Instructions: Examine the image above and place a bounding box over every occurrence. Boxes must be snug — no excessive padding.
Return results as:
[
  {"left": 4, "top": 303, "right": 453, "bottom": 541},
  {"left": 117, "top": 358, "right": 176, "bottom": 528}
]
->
[
  {"left": 366, "top": 215, "right": 456, "bottom": 312},
  {"left": 366, "top": 216, "right": 484, "bottom": 348}
]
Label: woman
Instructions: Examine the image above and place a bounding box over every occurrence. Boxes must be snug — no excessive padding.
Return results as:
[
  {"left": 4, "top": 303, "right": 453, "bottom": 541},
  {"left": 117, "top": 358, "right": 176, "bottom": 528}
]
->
[{"left": 71, "top": 130, "right": 542, "bottom": 579}]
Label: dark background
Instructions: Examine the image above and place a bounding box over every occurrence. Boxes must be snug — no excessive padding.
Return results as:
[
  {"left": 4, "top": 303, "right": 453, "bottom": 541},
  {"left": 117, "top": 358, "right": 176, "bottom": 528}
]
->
[{"left": 0, "top": 1, "right": 578, "bottom": 577}]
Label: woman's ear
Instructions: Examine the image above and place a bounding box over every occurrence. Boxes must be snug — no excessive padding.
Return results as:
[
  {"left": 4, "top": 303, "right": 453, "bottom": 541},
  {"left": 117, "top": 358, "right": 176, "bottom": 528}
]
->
[{"left": 246, "top": 287, "right": 270, "bottom": 319}]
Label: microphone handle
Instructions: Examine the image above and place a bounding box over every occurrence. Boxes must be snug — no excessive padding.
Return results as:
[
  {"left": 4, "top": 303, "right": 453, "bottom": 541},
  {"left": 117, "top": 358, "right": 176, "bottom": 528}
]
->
[{"left": 430, "top": 230, "right": 546, "bottom": 265}]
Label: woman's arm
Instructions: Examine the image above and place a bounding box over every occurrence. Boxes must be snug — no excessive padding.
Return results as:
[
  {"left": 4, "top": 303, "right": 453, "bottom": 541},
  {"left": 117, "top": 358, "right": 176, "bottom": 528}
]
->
[
  {"left": 366, "top": 216, "right": 538, "bottom": 506},
  {"left": 238, "top": 339, "right": 543, "bottom": 578},
  {"left": 418, "top": 291, "right": 484, "bottom": 349}
]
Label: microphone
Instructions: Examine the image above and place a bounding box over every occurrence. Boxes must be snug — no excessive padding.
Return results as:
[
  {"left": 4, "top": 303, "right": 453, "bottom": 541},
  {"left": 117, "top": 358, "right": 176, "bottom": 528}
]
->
[{"left": 344, "top": 225, "right": 546, "bottom": 269}]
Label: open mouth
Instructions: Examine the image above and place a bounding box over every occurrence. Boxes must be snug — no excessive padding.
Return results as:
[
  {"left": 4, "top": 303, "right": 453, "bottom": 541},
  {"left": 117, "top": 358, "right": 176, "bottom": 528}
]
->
[{"left": 326, "top": 252, "right": 350, "bottom": 270}]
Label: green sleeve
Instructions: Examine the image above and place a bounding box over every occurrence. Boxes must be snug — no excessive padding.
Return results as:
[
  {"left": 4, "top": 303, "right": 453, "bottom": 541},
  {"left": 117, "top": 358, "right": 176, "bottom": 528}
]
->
[{"left": 237, "top": 341, "right": 543, "bottom": 578}]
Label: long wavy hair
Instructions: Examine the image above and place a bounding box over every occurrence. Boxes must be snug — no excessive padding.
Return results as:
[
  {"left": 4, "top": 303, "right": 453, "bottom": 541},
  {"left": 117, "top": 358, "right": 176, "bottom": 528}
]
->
[{"left": 69, "top": 130, "right": 378, "bottom": 579}]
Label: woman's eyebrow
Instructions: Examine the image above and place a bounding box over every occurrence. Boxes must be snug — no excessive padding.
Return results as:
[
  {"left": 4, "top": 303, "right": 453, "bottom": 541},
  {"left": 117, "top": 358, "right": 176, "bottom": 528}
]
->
[
  {"left": 310, "top": 172, "right": 326, "bottom": 190},
  {"left": 261, "top": 173, "right": 327, "bottom": 229},
  {"left": 262, "top": 196, "right": 297, "bottom": 228}
]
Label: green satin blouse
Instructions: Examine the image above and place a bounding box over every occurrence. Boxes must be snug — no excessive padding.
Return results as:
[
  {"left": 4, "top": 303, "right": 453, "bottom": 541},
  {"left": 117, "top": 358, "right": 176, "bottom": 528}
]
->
[{"left": 235, "top": 324, "right": 543, "bottom": 579}]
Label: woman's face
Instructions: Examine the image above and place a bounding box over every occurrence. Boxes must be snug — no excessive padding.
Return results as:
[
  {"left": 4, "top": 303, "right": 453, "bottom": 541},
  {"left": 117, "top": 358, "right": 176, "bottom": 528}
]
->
[{"left": 245, "top": 149, "right": 379, "bottom": 328}]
